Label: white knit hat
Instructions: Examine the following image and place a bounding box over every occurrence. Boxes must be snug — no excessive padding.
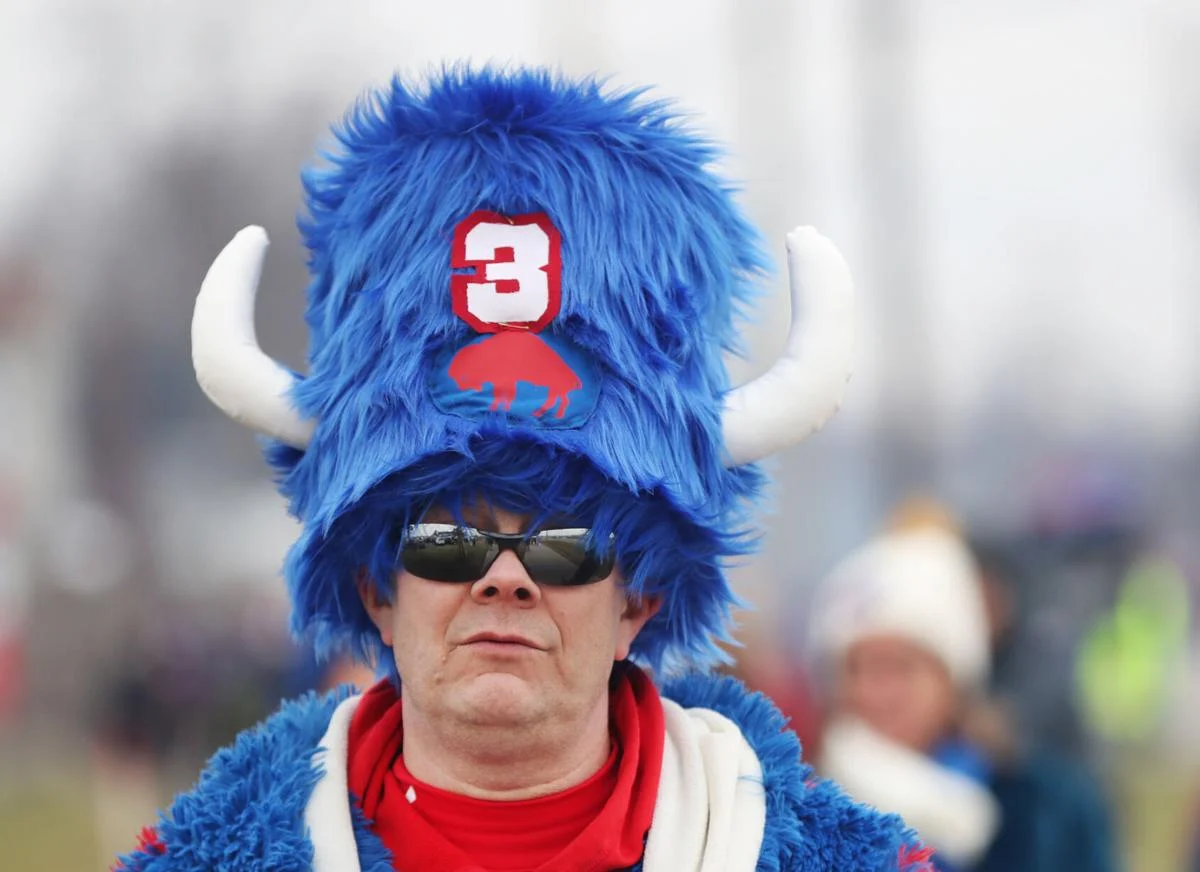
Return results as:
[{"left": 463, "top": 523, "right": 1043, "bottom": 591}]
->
[{"left": 808, "top": 527, "right": 991, "bottom": 689}]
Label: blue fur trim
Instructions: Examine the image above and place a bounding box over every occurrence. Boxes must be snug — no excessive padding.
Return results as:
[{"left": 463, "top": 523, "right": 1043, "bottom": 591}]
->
[
  {"left": 113, "top": 689, "right": 340, "bottom": 871},
  {"left": 114, "top": 687, "right": 396, "bottom": 872},
  {"left": 661, "top": 673, "right": 923, "bottom": 871},
  {"left": 267, "top": 65, "right": 772, "bottom": 674},
  {"left": 118, "top": 677, "right": 922, "bottom": 871}
]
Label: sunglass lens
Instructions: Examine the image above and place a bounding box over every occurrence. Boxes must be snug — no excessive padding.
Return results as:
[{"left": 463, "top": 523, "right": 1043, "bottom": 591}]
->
[
  {"left": 402, "top": 525, "right": 495, "bottom": 582},
  {"left": 523, "top": 530, "right": 615, "bottom": 585}
]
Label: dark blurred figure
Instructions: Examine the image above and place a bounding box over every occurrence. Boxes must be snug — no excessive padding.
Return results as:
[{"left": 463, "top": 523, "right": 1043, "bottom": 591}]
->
[
  {"left": 969, "top": 537, "right": 1120, "bottom": 872},
  {"left": 973, "top": 528, "right": 1140, "bottom": 759},
  {"left": 1192, "top": 813, "right": 1200, "bottom": 872},
  {"left": 807, "top": 500, "right": 1119, "bottom": 872},
  {"left": 89, "top": 602, "right": 357, "bottom": 772}
]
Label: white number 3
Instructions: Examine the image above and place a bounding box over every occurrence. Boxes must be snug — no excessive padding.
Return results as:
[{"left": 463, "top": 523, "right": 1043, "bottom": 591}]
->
[{"left": 451, "top": 211, "right": 562, "bottom": 333}]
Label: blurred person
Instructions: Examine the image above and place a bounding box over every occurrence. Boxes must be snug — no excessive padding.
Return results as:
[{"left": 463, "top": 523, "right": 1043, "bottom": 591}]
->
[
  {"left": 0, "top": 529, "right": 29, "bottom": 724},
  {"left": 971, "top": 537, "right": 1124, "bottom": 872},
  {"left": 90, "top": 654, "right": 176, "bottom": 864},
  {"left": 1076, "top": 555, "right": 1190, "bottom": 745},
  {"left": 1073, "top": 552, "right": 1194, "bottom": 872},
  {"left": 0, "top": 262, "right": 37, "bottom": 726},
  {"left": 809, "top": 513, "right": 1117, "bottom": 872},
  {"left": 115, "top": 67, "right": 932, "bottom": 871}
]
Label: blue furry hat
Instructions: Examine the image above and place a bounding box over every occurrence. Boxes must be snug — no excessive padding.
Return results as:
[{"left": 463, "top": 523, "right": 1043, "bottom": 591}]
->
[{"left": 191, "top": 65, "right": 855, "bottom": 676}]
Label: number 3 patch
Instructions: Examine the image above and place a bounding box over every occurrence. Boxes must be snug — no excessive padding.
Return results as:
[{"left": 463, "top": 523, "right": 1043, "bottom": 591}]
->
[
  {"left": 451, "top": 211, "right": 562, "bottom": 333},
  {"left": 436, "top": 209, "right": 598, "bottom": 428}
]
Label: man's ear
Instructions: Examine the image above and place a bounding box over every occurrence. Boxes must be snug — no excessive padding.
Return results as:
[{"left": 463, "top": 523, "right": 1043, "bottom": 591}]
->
[
  {"left": 615, "top": 594, "right": 662, "bottom": 661},
  {"left": 357, "top": 570, "right": 395, "bottom": 647}
]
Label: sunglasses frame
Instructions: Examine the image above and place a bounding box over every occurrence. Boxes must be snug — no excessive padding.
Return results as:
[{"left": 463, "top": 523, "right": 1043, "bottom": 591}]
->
[{"left": 400, "top": 522, "right": 617, "bottom": 586}]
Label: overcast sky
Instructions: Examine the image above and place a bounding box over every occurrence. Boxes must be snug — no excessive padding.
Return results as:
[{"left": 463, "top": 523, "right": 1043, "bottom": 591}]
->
[{"left": 2, "top": 0, "right": 1197, "bottom": 449}]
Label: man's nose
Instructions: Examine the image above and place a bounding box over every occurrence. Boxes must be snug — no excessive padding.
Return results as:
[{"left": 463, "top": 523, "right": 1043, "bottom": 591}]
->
[{"left": 469, "top": 550, "right": 541, "bottom": 606}]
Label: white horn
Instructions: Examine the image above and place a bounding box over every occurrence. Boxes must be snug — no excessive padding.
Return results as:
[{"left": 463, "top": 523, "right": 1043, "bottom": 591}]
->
[
  {"left": 722, "top": 226, "right": 856, "bottom": 466},
  {"left": 191, "top": 226, "right": 314, "bottom": 448}
]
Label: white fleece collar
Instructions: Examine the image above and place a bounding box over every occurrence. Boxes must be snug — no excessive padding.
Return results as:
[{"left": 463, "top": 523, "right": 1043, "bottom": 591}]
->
[
  {"left": 305, "top": 694, "right": 766, "bottom": 872},
  {"left": 818, "top": 718, "right": 1000, "bottom": 867},
  {"left": 642, "top": 698, "right": 766, "bottom": 872},
  {"left": 306, "top": 694, "right": 362, "bottom": 872}
]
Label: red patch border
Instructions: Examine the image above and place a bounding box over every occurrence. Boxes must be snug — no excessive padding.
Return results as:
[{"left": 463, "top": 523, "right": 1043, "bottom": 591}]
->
[{"left": 450, "top": 210, "right": 562, "bottom": 334}]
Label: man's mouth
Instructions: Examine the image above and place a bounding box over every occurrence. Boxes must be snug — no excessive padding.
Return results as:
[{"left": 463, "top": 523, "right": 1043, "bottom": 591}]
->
[{"left": 462, "top": 631, "right": 544, "bottom": 650}]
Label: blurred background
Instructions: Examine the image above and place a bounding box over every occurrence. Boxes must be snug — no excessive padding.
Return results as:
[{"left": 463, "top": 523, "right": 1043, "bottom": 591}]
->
[{"left": 1, "top": 0, "right": 1198, "bottom": 869}]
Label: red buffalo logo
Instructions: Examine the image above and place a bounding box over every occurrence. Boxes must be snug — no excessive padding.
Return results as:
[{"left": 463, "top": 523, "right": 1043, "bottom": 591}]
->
[{"left": 448, "top": 330, "right": 582, "bottom": 418}]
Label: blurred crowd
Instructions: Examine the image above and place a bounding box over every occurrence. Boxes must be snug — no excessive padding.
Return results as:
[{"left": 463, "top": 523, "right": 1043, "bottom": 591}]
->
[{"left": 728, "top": 495, "right": 1200, "bottom": 872}]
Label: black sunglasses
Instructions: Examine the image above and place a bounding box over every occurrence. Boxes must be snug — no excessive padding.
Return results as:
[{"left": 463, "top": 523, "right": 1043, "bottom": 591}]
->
[{"left": 400, "top": 523, "right": 617, "bottom": 586}]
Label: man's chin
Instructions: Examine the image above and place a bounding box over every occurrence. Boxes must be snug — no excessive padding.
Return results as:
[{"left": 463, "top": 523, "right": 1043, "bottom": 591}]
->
[{"left": 452, "top": 671, "right": 545, "bottom": 726}]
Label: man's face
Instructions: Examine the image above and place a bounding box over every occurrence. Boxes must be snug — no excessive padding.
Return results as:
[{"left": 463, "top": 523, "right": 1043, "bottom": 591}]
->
[
  {"left": 836, "top": 635, "right": 958, "bottom": 753},
  {"left": 362, "top": 503, "right": 658, "bottom": 731}
]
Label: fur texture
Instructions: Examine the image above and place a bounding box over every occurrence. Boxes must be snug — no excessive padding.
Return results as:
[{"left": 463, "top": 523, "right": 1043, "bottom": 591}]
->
[
  {"left": 115, "top": 676, "right": 919, "bottom": 872},
  {"left": 266, "top": 66, "right": 772, "bottom": 675}
]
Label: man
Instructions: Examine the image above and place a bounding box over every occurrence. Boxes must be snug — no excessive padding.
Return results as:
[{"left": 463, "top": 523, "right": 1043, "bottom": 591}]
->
[{"left": 118, "top": 66, "right": 929, "bottom": 871}]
